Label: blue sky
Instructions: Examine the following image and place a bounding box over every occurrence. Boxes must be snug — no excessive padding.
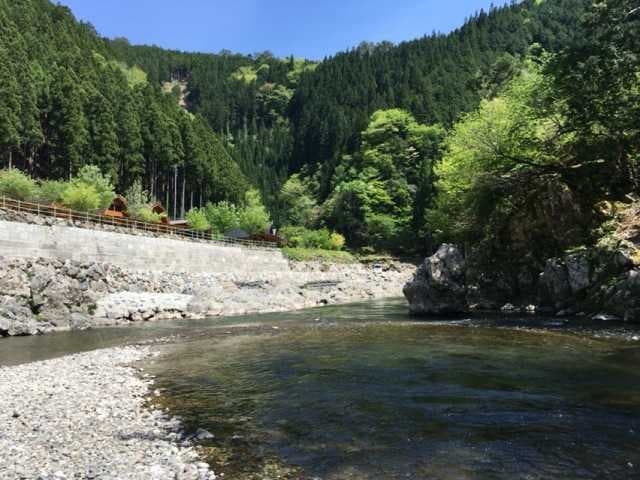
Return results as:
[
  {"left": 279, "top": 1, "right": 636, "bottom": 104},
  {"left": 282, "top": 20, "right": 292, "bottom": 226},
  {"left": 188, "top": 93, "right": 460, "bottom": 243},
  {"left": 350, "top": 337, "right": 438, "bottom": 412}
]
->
[{"left": 57, "top": 0, "right": 510, "bottom": 60}]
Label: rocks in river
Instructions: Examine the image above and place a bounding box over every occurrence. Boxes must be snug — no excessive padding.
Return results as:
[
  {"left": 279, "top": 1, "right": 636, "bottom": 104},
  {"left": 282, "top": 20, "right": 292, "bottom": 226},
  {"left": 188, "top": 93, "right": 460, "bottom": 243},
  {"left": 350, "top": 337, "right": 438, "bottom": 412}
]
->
[
  {"left": 195, "top": 428, "right": 215, "bottom": 441},
  {"left": 592, "top": 313, "right": 622, "bottom": 322},
  {"left": 403, "top": 244, "right": 468, "bottom": 315},
  {"left": 0, "top": 295, "right": 41, "bottom": 336},
  {"left": 501, "top": 303, "right": 521, "bottom": 314},
  {"left": 0, "top": 255, "right": 415, "bottom": 337}
]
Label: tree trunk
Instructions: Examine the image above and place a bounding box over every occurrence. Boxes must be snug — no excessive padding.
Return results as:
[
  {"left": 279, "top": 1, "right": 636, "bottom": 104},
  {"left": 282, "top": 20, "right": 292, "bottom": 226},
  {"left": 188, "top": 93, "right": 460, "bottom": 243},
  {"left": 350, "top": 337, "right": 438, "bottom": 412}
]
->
[
  {"left": 173, "top": 165, "right": 178, "bottom": 219},
  {"left": 181, "top": 169, "right": 186, "bottom": 218}
]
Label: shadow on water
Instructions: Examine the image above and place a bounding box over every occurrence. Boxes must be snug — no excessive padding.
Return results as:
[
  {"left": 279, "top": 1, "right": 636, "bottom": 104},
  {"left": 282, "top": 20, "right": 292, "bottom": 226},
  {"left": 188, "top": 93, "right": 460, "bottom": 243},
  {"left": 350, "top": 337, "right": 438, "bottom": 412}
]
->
[{"left": 3, "top": 298, "right": 640, "bottom": 479}]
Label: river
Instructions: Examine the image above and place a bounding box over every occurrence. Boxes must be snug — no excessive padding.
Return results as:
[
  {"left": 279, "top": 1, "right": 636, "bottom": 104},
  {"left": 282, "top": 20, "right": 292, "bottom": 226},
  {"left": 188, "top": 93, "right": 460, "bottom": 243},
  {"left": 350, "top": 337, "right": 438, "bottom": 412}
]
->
[{"left": 2, "top": 299, "right": 640, "bottom": 479}]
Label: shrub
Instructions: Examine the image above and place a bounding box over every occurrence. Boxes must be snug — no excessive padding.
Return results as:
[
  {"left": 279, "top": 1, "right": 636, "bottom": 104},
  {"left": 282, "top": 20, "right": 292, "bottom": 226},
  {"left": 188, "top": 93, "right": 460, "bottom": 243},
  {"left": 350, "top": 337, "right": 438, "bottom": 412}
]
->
[
  {"left": 125, "top": 180, "right": 153, "bottom": 220},
  {"left": 73, "top": 165, "right": 115, "bottom": 209},
  {"left": 238, "top": 189, "right": 270, "bottom": 235},
  {"left": 186, "top": 207, "right": 211, "bottom": 232},
  {"left": 38, "top": 180, "right": 68, "bottom": 204},
  {"left": 329, "top": 232, "right": 346, "bottom": 251},
  {"left": 280, "top": 225, "right": 307, "bottom": 247},
  {"left": 135, "top": 207, "right": 162, "bottom": 224},
  {"left": 281, "top": 226, "right": 344, "bottom": 250},
  {"left": 61, "top": 183, "right": 101, "bottom": 211},
  {"left": 304, "top": 228, "right": 333, "bottom": 250},
  {"left": 0, "top": 168, "right": 38, "bottom": 201},
  {"left": 205, "top": 201, "right": 240, "bottom": 234}
]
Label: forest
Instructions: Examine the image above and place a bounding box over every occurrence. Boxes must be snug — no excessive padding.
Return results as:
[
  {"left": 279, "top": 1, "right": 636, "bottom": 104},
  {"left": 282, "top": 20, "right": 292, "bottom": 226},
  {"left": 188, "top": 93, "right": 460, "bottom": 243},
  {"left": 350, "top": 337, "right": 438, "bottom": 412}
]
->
[{"left": 1, "top": 0, "right": 638, "bottom": 263}]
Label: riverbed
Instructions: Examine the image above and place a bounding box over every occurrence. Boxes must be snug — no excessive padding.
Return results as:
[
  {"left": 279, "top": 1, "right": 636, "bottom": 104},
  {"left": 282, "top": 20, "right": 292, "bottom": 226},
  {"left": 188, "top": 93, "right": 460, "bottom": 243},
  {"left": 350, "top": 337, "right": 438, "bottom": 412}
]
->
[{"left": 2, "top": 299, "right": 640, "bottom": 479}]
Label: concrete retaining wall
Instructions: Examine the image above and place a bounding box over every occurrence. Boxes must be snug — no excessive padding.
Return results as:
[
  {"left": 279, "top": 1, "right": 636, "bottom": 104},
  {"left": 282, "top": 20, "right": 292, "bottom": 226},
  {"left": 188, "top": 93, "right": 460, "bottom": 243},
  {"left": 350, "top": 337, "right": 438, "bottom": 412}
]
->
[{"left": 0, "top": 220, "right": 290, "bottom": 274}]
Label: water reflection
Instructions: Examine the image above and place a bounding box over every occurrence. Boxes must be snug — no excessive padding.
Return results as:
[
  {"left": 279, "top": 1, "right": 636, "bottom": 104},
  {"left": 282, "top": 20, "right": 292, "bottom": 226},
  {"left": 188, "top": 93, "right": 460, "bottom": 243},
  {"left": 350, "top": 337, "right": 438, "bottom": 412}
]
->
[{"left": 145, "top": 305, "right": 640, "bottom": 479}]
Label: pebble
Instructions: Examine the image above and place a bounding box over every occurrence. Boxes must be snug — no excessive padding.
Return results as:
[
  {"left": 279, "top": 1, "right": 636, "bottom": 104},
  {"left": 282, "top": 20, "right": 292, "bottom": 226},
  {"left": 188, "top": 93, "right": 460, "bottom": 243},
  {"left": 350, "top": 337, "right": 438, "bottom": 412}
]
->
[{"left": 0, "top": 347, "right": 216, "bottom": 480}]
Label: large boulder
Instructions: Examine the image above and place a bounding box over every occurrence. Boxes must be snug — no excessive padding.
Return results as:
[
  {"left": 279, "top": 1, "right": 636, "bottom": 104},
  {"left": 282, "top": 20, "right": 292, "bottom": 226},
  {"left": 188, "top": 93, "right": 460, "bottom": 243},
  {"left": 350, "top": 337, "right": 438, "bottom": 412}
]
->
[
  {"left": 403, "top": 244, "right": 468, "bottom": 315},
  {"left": 0, "top": 296, "right": 40, "bottom": 336},
  {"left": 565, "top": 253, "right": 591, "bottom": 294},
  {"left": 539, "top": 258, "right": 572, "bottom": 309}
]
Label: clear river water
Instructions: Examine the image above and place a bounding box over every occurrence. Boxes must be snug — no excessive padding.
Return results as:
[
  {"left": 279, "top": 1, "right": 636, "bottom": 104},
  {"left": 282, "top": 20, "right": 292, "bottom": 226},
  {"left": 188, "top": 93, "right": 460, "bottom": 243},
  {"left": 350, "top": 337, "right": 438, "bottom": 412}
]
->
[{"left": 2, "top": 299, "right": 640, "bottom": 479}]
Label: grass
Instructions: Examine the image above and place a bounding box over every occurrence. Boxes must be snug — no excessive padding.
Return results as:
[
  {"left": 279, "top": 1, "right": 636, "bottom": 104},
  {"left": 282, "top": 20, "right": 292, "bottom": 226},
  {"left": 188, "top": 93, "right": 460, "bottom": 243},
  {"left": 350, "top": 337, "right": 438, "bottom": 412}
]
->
[{"left": 282, "top": 247, "right": 356, "bottom": 263}]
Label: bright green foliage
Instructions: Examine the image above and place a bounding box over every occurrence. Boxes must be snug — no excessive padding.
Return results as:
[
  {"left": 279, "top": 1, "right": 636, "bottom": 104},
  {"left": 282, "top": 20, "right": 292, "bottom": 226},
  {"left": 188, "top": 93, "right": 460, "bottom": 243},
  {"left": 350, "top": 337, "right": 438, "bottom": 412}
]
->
[
  {"left": 0, "top": 168, "right": 38, "bottom": 201},
  {"left": 0, "top": 0, "right": 602, "bottom": 258},
  {"left": 239, "top": 189, "right": 270, "bottom": 235},
  {"left": 279, "top": 174, "right": 319, "bottom": 228},
  {"left": 286, "top": 58, "right": 318, "bottom": 85},
  {"left": 204, "top": 201, "right": 241, "bottom": 234},
  {"left": 72, "top": 166, "right": 116, "bottom": 210},
  {"left": 329, "top": 232, "right": 346, "bottom": 251},
  {"left": 135, "top": 207, "right": 162, "bottom": 224},
  {"left": 38, "top": 180, "right": 68, "bottom": 204},
  {"left": 280, "top": 226, "right": 345, "bottom": 251},
  {"left": 124, "top": 180, "right": 153, "bottom": 220},
  {"left": 114, "top": 62, "right": 148, "bottom": 87},
  {"left": 323, "top": 109, "right": 444, "bottom": 250},
  {"left": 61, "top": 183, "right": 101, "bottom": 212},
  {"left": 186, "top": 207, "right": 210, "bottom": 232},
  {"left": 431, "top": 67, "right": 559, "bottom": 242},
  {"left": 231, "top": 66, "right": 258, "bottom": 83}
]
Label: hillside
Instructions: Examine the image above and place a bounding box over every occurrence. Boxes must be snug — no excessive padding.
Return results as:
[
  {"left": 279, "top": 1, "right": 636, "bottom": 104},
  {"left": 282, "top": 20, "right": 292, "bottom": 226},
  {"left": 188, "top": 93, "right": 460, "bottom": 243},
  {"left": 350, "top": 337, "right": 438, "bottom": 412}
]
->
[
  {"left": 0, "top": 0, "right": 249, "bottom": 219},
  {"left": 4, "top": 0, "right": 634, "bottom": 265},
  {"left": 107, "top": 0, "right": 588, "bottom": 211}
]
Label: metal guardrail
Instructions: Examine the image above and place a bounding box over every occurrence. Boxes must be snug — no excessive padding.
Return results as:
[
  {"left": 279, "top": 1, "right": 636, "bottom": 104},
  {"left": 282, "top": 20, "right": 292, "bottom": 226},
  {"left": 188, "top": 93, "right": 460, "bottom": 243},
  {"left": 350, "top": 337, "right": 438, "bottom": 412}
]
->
[{"left": 0, "top": 196, "right": 280, "bottom": 250}]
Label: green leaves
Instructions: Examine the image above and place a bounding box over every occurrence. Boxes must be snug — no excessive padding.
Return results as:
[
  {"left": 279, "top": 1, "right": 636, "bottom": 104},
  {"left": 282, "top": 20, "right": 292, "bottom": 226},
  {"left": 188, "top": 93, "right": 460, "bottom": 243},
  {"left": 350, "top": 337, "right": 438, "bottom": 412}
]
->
[
  {"left": 0, "top": 168, "right": 38, "bottom": 201},
  {"left": 185, "top": 207, "right": 211, "bottom": 232},
  {"left": 239, "top": 189, "right": 271, "bottom": 235},
  {"left": 320, "top": 109, "right": 443, "bottom": 251},
  {"left": 72, "top": 165, "right": 115, "bottom": 210},
  {"left": 204, "top": 201, "right": 241, "bottom": 234}
]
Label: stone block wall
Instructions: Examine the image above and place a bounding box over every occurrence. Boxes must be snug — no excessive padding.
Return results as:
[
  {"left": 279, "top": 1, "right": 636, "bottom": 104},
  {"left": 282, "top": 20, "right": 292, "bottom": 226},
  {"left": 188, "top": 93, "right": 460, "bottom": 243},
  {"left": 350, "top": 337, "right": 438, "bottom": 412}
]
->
[{"left": 0, "top": 220, "right": 290, "bottom": 274}]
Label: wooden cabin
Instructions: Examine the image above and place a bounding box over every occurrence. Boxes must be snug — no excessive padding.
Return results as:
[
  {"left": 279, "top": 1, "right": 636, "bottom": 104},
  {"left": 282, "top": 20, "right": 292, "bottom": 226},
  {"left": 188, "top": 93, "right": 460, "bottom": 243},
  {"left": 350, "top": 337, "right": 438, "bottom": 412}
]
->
[
  {"left": 150, "top": 203, "right": 170, "bottom": 224},
  {"left": 103, "top": 195, "right": 128, "bottom": 219},
  {"left": 151, "top": 202, "right": 166, "bottom": 215}
]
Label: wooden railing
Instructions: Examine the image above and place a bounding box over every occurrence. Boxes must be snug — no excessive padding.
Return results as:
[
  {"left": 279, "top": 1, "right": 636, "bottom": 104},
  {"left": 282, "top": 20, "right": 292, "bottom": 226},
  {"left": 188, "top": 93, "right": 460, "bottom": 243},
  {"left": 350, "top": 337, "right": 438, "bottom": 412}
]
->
[{"left": 0, "top": 196, "right": 279, "bottom": 250}]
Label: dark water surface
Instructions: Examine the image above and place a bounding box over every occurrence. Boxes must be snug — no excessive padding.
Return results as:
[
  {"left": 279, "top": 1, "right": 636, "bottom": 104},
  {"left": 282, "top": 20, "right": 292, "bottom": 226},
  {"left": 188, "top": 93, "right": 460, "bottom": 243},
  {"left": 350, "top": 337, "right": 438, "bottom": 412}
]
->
[
  {"left": 2, "top": 299, "right": 640, "bottom": 479},
  {"left": 143, "top": 300, "right": 640, "bottom": 480}
]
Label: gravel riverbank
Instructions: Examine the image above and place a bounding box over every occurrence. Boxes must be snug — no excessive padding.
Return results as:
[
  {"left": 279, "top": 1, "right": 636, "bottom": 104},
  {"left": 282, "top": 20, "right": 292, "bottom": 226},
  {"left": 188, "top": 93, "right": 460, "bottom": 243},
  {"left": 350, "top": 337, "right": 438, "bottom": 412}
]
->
[{"left": 0, "top": 346, "right": 216, "bottom": 480}]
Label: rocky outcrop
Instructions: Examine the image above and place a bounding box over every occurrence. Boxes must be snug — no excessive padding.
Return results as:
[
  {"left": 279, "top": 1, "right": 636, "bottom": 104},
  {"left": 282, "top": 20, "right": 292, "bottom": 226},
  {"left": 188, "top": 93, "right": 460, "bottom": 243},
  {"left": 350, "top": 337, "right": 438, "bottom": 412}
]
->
[
  {"left": 404, "top": 243, "right": 640, "bottom": 321},
  {"left": 403, "top": 244, "right": 467, "bottom": 315},
  {"left": 539, "top": 253, "right": 591, "bottom": 309},
  {"left": 0, "top": 256, "right": 414, "bottom": 337}
]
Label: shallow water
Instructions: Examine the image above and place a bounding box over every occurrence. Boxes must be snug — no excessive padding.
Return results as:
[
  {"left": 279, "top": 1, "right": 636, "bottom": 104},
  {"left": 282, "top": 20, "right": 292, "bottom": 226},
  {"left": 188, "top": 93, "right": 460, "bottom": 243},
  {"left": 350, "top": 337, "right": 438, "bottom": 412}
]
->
[
  {"left": 2, "top": 299, "right": 640, "bottom": 478},
  {"left": 138, "top": 300, "right": 640, "bottom": 479}
]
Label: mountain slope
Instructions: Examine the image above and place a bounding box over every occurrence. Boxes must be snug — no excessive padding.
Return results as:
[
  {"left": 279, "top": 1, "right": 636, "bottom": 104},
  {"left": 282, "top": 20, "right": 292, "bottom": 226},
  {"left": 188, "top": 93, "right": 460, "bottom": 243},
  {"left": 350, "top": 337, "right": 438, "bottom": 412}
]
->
[
  {"left": 107, "top": 0, "right": 588, "bottom": 206},
  {"left": 0, "top": 0, "right": 249, "bottom": 217}
]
